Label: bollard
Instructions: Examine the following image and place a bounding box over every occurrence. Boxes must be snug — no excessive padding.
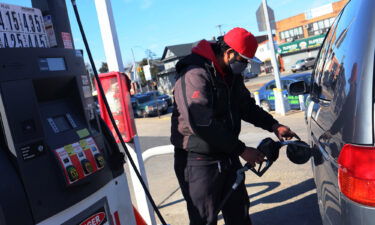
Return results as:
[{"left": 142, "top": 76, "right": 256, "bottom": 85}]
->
[
  {"left": 253, "top": 91, "right": 261, "bottom": 106},
  {"left": 299, "top": 95, "right": 306, "bottom": 111}
]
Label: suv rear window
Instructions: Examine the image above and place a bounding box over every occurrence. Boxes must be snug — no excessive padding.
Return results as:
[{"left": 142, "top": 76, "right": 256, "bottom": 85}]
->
[
  {"left": 138, "top": 96, "right": 152, "bottom": 104},
  {"left": 296, "top": 59, "right": 304, "bottom": 64}
]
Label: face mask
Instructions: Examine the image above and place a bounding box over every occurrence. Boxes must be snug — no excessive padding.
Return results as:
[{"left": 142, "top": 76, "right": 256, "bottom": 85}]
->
[{"left": 229, "top": 58, "right": 248, "bottom": 74}]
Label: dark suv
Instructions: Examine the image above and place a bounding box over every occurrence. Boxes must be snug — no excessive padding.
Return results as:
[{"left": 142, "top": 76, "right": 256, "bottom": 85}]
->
[{"left": 289, "top": 1, "right": 375, "bottom": 224}]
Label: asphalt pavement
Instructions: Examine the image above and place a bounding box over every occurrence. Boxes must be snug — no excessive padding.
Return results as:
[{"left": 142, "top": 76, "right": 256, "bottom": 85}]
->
[{"left": 128, "top": 109, "right": 322, "bottom": 225}]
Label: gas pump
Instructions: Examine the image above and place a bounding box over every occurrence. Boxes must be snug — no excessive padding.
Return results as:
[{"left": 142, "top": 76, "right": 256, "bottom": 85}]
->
[
  {"left": 0, "top": 47, "right": 136, "bottom": 225},
  {"left": 0, "top": 1, "right": 138, "bottom": 225}
]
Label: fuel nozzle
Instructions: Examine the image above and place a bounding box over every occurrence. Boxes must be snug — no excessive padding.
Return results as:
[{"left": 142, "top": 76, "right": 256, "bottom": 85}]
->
[
  {"left": 249, "top": 138, "right": 312, "bottom": 177},
  {"left": 249, "top": 138, "right": 282, "bottom": 177},
  {"left": 257, "top": 138, "right": 282, "bottom": 161}
]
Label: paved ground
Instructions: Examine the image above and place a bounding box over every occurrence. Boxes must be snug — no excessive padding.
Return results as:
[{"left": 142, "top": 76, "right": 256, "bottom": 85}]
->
[{"left": 127, "top": 109, "right": 322, "bottom": 225}]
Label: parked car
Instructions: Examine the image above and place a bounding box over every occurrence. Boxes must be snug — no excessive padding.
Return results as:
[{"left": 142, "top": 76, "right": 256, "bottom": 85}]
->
[
  {"left": 242, "top": 70, "right": 258, "bottom": 80},
  {"left": 291, "top": 57, "right": 316, "bottom": 73},
  {"left": 261, "top": 64, "right": 274, "bottom": 74},
  {"left": 289, "top": 1, "right": 375, "bottom": 224},
  {"left": 256, "top": 73, "right": 311, "bottom": 112},
  {"left": 242, "top": 59, "right": 261, "bottom": 80},
  {"left": 145, "top": 91, "right": 173, "bottom": 106},
  {"left": 131, "top": 94, "right": 168, "bottom": 117}
]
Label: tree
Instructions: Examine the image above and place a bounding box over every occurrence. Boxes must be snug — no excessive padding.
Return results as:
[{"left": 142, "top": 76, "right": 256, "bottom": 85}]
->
[
  {"left": 99, "top": 62, "right": 108, "bottom": 73},
  {"left": 85, "top": 62, "right": 96, "bottom": 91},
  {"left": 139, "top": 58, "right": 159, "bottom": 79},
  {"left": 85, "top": 63, "right": 94, "bottom": 76},
  {"left": 137, "top": 59, "right": 147, "bottom": 86}
]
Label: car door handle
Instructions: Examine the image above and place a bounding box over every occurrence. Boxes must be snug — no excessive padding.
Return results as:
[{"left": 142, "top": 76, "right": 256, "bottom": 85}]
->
[{"left": 318, "top": 98, "right": 331, "bottom": 106}]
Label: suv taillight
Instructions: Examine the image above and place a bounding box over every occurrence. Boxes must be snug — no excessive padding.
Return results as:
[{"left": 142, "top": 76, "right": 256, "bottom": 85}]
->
[{"left": 338, "top": 144, "right": 375, "bottom": 206}]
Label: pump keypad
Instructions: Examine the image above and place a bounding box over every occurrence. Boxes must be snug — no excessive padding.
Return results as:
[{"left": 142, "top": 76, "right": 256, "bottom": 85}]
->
[
  {"left": 54, "top": 137, "right": 104, "bottom": 185},
  {"left": 81, "top": 159, "right": 93, "bottom": 174},
  {"left": 95, "top": 154, "right": 105, "bottom": 168},
  {"left": 66, "top": 166, "right": 79, "bottom": 182}
]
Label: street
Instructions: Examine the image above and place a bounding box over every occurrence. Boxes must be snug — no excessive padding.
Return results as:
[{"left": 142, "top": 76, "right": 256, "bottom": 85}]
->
[{"left": 130, "top": 109, "right": 322, "bottom": 225}]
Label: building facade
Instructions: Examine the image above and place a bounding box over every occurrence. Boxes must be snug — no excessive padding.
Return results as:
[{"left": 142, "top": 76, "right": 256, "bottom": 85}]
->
[
  {"left": 158, "top": 43, "right": 194, "bottom": 94},
  {"left": 274, "top": 0, "right": 348, "bottom": 71}
]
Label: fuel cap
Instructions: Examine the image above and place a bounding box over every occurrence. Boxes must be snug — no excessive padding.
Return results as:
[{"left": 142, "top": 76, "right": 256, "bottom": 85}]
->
[{"left": 286, "top": 141, "right": 312, "bottom": 164}]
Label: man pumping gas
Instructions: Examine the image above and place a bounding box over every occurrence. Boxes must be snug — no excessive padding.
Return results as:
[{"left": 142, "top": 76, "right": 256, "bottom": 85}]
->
[{"left": 170, "top": 27, "right": 300, "bottom": 225}]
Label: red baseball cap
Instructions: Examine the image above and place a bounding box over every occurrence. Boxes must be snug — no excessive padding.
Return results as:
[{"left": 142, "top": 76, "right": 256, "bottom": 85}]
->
[{"left": 223, "top": 27, "right": 258, "bottom": 59}]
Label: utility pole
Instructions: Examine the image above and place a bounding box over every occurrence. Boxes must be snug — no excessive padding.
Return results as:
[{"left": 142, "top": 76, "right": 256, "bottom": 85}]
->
[
  {"left": 261, "top": 0, "right": 289, "bottom": 115},
  {"left": 131, "top": 48, "right": 143, "bottom": 93},
  {"left": 145, "top": 49, "right": 156, "bottom": 65},
  {"left": 216, "top": 24, "right": 223, "bottom": 36}
]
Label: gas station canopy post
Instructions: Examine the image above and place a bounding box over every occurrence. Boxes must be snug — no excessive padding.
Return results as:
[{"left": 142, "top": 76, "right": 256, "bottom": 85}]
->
[
  {"left": 93, "top": 0, "right": 156, "bottom": 224},
  {"left": 261, "top": 0, "right": 289, "bottom": 115}
]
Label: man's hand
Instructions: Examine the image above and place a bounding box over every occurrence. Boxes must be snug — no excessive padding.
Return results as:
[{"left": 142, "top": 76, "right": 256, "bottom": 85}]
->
[
  {"left": 272, "top": 123, "right": 300, "bottom": 141},
  {"left": 240, "top": 147, "right": 265, "bottom": 168}
]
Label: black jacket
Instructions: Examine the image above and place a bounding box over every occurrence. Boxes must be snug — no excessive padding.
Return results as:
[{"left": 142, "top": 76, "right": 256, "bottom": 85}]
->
[{"left": 171, "top": 40, "right": 278, "bottom": 158}]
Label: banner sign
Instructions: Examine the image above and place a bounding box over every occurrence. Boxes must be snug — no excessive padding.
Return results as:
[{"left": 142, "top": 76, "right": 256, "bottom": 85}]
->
[{"left": 277, "top": 34, "right": 325, "bottom": 54}]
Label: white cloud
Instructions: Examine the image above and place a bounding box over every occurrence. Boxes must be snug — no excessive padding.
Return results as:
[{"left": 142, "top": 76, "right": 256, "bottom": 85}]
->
[
  {"left": 148, "top": 43, "right": 159, "bottom": 51},
  {"left": 140, "top": 0, "right": 153, "bottom": 9},
  {"left": 309, "top": 0, "right": 334, "bottom": 9},
  {"left": 123, "top": 0, "right": 154, "bottom": 10},
  {"left": 269, "top": 0, "right": 294, "bottom": 7}
]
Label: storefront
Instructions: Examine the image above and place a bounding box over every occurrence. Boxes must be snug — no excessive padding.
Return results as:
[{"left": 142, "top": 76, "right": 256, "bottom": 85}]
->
[{"left": 277, "top": 34, "right": 325, "bottom": 71}]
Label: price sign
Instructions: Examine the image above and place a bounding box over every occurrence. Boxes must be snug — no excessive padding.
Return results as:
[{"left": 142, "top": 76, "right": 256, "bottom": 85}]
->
[{"left": 0, "top": 3, "right": 49, "bottom": 48}]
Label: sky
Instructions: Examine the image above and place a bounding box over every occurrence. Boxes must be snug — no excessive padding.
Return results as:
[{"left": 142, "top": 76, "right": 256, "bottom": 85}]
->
[{"left": 2, "top": 0, "right": 339, "bottom": 69}]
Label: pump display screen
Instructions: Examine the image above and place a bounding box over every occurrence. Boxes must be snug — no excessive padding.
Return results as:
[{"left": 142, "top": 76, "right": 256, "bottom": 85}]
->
[
  {"left": 53, "top": 116, "right": 71, "bottom": 132},
  {"left": 39, "top": 58, "right": 67, "bottom": 71}
]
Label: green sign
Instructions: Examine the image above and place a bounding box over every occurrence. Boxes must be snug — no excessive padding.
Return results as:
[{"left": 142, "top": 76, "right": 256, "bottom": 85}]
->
[
  {"left": 268, "top": 95, "right": 300, "bottom": 105},
  {"left": 277, "top": 34, "right": 325, "bottom": 54}
]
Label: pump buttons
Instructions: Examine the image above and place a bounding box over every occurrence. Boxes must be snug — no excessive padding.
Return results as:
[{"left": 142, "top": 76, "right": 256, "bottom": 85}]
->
[
  {"left": 95, "top": 154, "right": 105, "bottom": 168},
  {"left": 66, "top": 165, "right": 79, "bottom": 182},
  {"left": 81, "top": 159, "right": 93, "bottom": 174}
]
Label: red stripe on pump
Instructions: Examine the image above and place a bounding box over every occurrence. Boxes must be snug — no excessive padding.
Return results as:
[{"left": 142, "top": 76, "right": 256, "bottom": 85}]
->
[{"left": 114, "top": 211, "right": 121, "bottom": 225}]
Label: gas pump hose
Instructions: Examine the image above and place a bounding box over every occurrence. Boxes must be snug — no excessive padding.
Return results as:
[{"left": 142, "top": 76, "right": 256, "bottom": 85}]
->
[{"left": 71, "top": 1, "right": 167, "bottom": 224}]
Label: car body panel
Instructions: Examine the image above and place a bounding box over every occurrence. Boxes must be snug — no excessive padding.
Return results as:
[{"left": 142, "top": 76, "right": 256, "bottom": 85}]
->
[
  {"left": 301, "top": 0, "right": 375, "bottom": 224},
  {"left": 145, "top": 91, "right": 173, "bottom": 106},
  {"left": 292, "top": 57, "right": 316, "bottom": 72},
  {"left": 257, "top": 73, "right": 311, "bottom": 111},
  {"left": 243, "top": 71, "right": 258, "bottom": 80},
  {"left": 131, "top": 94, "right": 168, "bottom": 117}
]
